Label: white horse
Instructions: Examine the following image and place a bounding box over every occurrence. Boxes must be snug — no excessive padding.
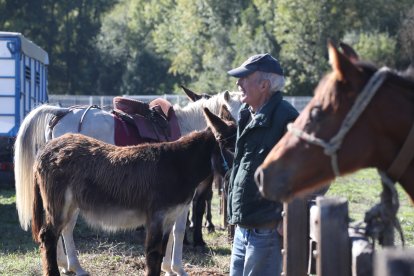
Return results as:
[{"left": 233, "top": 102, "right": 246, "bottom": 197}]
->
[{"left": 14, "top": 91, "right": 241, "bottom": 276}]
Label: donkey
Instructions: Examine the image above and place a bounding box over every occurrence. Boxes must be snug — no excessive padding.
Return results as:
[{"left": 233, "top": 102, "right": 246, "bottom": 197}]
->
[
  {"left": 15, "top": 90, "right": 241, "bottom": 276},
  {"left": 31, "top": 107, "right": 236, "bottom": 276}
]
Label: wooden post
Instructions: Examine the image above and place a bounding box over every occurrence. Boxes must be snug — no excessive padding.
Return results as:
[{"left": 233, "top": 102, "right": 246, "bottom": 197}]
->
[
  {"left": 316, "top": 196, "right": 351, "bottom": 276},
  {"left": 349, "top": 228, "right": 373, "bottom": 276},
  {"left": 282, "top": 198, "right": 308, "bottom": 276},
  {"left": 374, "top": 248, "right": 414, "bottom": 276}
]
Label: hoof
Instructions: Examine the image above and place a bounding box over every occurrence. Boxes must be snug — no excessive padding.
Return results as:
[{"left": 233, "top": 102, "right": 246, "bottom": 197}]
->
[
  {"left": 193, "top": 239, "right": 206, "bottom": 247},
  {"left": 162, "top": 262, "right": 175, "bottom": 275},
  {"left": 172, "top": 265, "right": 188, "bottom": 276},
  {"left": 207, "top": 225, "right": 215, "bottom": 233}
]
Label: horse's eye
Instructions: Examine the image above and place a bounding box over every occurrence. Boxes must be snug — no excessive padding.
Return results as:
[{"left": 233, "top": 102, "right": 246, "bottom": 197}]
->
[{"left": 310, "top": 105, "right": 322, "bottom": 122}]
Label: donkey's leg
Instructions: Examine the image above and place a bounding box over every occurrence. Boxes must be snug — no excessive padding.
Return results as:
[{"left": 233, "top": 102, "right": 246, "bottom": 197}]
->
[
  {"left": 39, "top": 226, "right": 60, "bottom": 276},
  {"left": 61, "top": 209, "right": 89, "bottom": 275},
  {"left": 145, "top": 219, "right": 170, "bottom": 276},
  {"left": 171, "top": 205, "right": 190, "bottom": 276}
]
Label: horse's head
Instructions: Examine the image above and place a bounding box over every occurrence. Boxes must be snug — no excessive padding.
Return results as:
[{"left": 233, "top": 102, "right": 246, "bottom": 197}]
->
[{"left": 255, "top": 41, "right": 386, "bottom": 202}]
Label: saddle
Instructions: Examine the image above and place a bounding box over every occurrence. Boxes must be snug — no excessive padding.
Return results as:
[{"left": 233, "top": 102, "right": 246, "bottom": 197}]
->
[{"left": 112, "top": 97, "right": 181, "bottom": 146}]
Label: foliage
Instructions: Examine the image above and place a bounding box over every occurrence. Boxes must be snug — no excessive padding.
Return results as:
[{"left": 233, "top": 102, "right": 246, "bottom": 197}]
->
[
  {"left": 0, "top": 0, "right": 413, "bottom": 95},
  {"left": 343, "top": 31, "right": 397, "bottom": 67}
]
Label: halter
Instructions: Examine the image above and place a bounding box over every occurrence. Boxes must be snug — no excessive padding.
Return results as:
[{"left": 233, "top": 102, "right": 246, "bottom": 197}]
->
[
  {"left": 289, "top": 67, "right": 409, "bottom": 245},
  {"left": 288, "top": 67, "right": 391, "bottom": 177},
  {"left": 215, "top": 133, "right": 236, "bottom": 172}
]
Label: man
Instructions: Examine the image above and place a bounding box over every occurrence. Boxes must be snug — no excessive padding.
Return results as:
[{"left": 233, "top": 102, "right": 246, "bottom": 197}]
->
[{"left": 227, "top": 53, "right": 299, "bottom": 276}]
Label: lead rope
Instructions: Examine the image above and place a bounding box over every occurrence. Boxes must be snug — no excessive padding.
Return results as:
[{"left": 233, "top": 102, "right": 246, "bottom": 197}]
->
[{"left": 364, "top": 171, "right": 405, "bottom": 247}]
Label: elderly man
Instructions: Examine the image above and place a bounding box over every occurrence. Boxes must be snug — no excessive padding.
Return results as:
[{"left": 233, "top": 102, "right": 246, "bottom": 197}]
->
[{"left": 227, "top": 53, "right": 299, "bottom": 276}]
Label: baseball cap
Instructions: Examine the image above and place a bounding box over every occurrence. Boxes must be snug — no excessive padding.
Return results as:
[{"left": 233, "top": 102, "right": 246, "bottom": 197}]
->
[{"left": 227, "top": 53, "right": 284, "bottom": 78}]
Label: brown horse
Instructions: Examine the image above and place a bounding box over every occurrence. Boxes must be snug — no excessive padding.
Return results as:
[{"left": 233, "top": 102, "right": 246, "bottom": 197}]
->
[
  {"left": 31, "top": 107, "right": 236, "bottom": 276},
  {"left": 255, "top": 42, "right": 414, "bottom": 203}
]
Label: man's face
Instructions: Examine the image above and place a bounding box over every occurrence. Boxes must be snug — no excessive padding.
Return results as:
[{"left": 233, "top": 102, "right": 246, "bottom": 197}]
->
[{"left": 236, "top": 71, "right": 265, "bottom": 110}]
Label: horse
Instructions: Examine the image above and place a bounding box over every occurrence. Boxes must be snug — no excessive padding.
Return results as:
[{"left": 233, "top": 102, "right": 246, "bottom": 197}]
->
[
  {"left": 14, "top": 90, "right": 242, "bottom": 276},
  {"left": 31, "top": 107, "right": 237, "bottom": 276},
  {"left": 254, "top": 41, "right": 414, "bottom": 203}
]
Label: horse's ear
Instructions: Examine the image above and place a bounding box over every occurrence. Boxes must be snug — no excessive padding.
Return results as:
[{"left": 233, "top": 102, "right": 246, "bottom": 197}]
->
[
  {"left": 339, "top": 42, "right": 359, "bottom": 63},
  {"left": 219, "top": 105, "right": 236, "bottom": 123},
  {"left": 223, "top": 90, "right": 230, "bottom": 102},
  {"left": 181, "top": 85, "right": 202, "bottom": 102},
  {"left": 328, "top": 41, "right": 360, "bottom": 83}
]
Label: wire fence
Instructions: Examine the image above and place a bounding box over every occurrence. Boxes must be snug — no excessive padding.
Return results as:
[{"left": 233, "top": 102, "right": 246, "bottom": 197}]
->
[{"left": 48, "top": 94, "right": 312, "bottom": 113}]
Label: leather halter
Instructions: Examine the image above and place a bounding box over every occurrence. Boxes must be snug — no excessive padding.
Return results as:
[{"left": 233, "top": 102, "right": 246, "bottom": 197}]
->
[{"left": 289, "top": 67, "right": 414, "bottom": 182}]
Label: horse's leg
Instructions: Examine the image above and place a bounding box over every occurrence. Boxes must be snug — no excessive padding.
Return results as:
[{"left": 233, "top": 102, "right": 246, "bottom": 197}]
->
[
  {"left": 171, "top": 205, "right": 190, "bottom": 276},
  {"left": 56, "top": 236, "right": 68, "bottom": 269},
  {"left": 39, "top": 226, "right": 60, "bottom": 276},
  {"left": 145, "top": 219, "right": 171, "bottom": 276},
  {"left": 161, "top": 231, "right": 176, "bottom": 275},
  {"left": 61, "top": 209, "right": 89, "bottom": 275}
]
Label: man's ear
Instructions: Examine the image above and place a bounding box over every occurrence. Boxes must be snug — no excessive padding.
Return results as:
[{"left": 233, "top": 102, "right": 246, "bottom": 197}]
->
[{"left": 262, "top": 78, "right": 270, "bottom": 91}]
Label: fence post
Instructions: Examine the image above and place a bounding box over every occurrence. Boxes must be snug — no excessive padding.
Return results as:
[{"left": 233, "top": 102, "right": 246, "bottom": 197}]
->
[
  {"left": 282, "top": 198, "right": 308, "bottom": 276},
  {"left": 316, "top": 196, "right": 351, "bottom": 276},
  {"left": 374, "top": 248, "right": 414, "bottom": 276}
]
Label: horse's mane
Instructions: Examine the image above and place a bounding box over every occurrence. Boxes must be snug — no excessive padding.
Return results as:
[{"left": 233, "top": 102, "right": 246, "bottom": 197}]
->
[
  {"left": 356, "top": 62, "right": 414, "bottom": 89},
  {"left": 173, "top": 91, "right": 241, "bottom": 135}
]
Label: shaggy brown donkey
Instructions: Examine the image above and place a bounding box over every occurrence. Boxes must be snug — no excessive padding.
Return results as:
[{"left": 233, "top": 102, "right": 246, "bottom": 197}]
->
[{"left": 31, "top": 107, "right": 236, "bottom": 276}]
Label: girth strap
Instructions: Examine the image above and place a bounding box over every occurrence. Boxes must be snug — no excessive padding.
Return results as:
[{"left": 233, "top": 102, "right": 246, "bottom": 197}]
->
[
  {"left": 387, "top": 120, "right": 414, "bottom": 181},
  {"left": 77, "top": 105, "right": 100, "bottom": 132}
]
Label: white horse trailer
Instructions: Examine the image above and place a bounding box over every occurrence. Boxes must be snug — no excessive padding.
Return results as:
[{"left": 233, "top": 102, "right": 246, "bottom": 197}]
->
[{"left": 0, "top": 32, "right": 49, "bottom": 186}]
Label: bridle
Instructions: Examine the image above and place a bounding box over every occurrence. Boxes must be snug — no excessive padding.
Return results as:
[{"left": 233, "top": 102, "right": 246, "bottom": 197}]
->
[
  {"left": 288, "top": 66, "right": 413, "bottom": 245},
  {"left": 288, "top": 67, "right": 391, "bottom": 178}
]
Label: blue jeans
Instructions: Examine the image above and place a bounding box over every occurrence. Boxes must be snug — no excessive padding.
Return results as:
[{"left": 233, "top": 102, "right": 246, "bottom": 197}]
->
[{"left": 230, "top": 225, "right": 282, "bottom": 276}]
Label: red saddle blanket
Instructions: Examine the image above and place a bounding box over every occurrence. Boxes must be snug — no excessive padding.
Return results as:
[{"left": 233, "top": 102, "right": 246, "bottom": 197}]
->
[{"left": 112, "top": 97, "right": 181, "bottom": 146}]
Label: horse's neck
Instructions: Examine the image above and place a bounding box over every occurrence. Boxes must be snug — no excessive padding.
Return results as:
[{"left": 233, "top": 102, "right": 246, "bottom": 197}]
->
[{"left": 174, "top": 109, "right": 206, "bottom": 135}]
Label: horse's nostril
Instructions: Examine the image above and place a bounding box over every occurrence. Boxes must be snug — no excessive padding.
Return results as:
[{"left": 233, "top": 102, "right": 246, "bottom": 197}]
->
[{"left": 254, "top": 167, "right": 264, "bottom": 188}]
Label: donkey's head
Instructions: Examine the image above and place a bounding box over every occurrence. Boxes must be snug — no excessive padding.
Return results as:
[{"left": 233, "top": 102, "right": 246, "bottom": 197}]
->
[{"left": 203, "top": 106, "right": 237, "bottom": 176}]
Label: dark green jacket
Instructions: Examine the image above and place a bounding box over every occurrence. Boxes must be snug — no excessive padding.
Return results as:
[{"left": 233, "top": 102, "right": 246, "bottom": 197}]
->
[{"left": 227, "top": 92, "right": 299, "bottom": 226}]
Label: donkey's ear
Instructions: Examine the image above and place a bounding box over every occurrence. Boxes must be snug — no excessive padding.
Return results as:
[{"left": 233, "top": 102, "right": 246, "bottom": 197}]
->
[
  {"left": 203, "top": 107, "right": 228, "bottom": 134},
  {"left": 328, "top": 41, "right": 361, "bottom": 83},
  {"left": 181, "top": 85, "right": 202, "bottom": 102},
  {"left": 219, "top": 105, "right": 236, "bottom": 123},
  {"left": 339, "top": 42, "right": 359, "bottom": 63}
]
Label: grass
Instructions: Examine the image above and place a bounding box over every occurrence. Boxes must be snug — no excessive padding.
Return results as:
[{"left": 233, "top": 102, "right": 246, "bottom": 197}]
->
[{"left": 0, "top": 168, "right": 413, "bottom": 275}]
